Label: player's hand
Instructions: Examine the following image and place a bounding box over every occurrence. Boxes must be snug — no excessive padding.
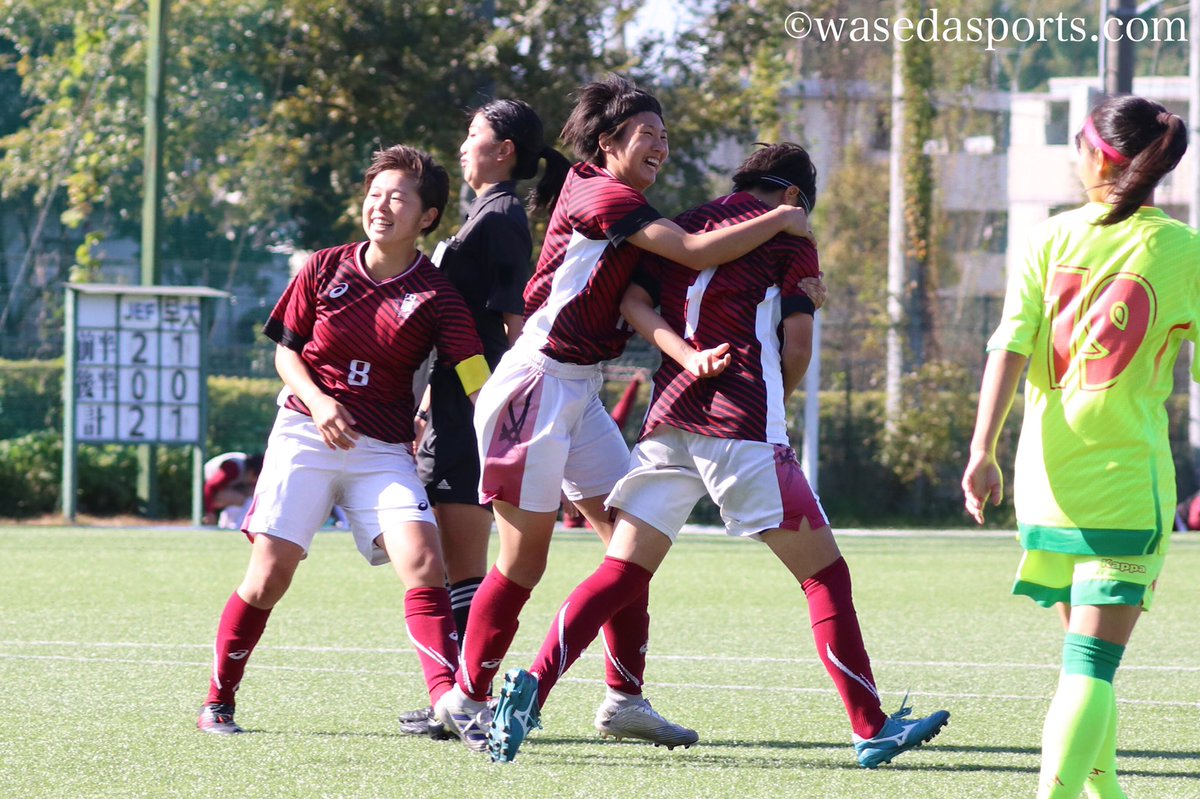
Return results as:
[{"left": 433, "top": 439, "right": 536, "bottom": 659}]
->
[
  {"left": 684, "top": 342, "right": 732, "bottom": 378},
  {"left": 800, "top": 272, "right": 828, "bottom": 310},
  {"left": 778, "top": 206, "right": 815, "bottom": 242},
  {"left": 309, "top": 394, "right": 360, "bottom": 450},
  {"left": 961, "top": 450, "right": 1003, "bottom": 524}
]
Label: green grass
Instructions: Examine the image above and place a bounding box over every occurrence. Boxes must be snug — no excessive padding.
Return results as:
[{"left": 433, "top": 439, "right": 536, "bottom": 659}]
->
[{"left": 1, "top": 525, "right": 1197, "bottom": 799}]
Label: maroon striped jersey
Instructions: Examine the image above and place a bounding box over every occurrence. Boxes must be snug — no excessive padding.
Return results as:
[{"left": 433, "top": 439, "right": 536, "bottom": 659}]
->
[
  {"left": 264, "top": 242, "right": 483, "bottom": 443},
  {"left": 522, "top": 162, "right": 663, "bottom": 364},
  {"left": 636, "top": 192, "right": 818, "bottom": 444}
]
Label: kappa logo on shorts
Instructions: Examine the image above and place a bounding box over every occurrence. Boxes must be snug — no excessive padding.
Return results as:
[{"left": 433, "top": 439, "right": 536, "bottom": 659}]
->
[
  {"left": 328, "top": 282, "right": 350, "bottom": 299},
  {"left": 1100, "top": 558, "right": 1146, "bottom": 575}
]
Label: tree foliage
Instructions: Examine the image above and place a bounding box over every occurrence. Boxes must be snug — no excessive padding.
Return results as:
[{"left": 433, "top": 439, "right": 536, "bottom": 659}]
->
[{"left": 0, "top": 0, "right": 775, "bottom": 255}]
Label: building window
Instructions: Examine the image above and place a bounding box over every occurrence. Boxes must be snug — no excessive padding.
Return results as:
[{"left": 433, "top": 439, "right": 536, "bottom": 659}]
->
[
  {"left": 944, "top": 211, "right": 1008, "bottom": 254},
  {"left": 1045, "top": 101, "right": 1070, "bottom": 146},
  {"left": 871, "top": 106, "right": 891, "bottom": 152}
]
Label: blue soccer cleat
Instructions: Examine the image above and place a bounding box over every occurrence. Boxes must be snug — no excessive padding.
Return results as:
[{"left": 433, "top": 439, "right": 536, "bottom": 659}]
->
[
  {"left": 488, "top": 668, "right": 542, "bottom": 763},
  {"left": 853, "top": 694, "right": 949, "bottom": 768}
]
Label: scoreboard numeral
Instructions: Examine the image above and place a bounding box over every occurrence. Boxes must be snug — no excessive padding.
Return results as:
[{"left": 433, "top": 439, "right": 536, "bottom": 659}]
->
[
  {"left": 129, "top": 406, "right": 145, "bottom": 438},
  {"left": 132, "top": 332, "right": 149, "bottom": 364}
]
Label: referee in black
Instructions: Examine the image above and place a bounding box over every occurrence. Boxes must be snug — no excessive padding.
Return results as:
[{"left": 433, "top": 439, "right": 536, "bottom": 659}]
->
[{"left": 400, "top": 99, "right": 569, "bottom": 736}]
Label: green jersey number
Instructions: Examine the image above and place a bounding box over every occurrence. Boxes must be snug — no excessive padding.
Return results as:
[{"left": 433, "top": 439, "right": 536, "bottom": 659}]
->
[{"left": 1048, "top": 266, "right": 1155, "bottom": 390}]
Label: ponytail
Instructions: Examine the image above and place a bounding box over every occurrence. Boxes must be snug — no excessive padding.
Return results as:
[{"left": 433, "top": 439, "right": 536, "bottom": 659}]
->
[
  {"left": 476, "top": 98, "right": 569, "bottom": 216},
  {"left": 1086, "top": 96, "right": 1188, "bottom": 226},
  {"left": 527, "top": 145, "right": 571, "bottom": 216}
]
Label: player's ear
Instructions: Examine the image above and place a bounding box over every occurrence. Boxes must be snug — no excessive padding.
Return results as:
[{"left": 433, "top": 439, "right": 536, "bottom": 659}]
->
[{"left": 419, "top": 206, "right": 439, "bottom": 234}]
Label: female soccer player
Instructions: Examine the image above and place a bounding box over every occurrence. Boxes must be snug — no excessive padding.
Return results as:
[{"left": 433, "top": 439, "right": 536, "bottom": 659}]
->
[
  {"left": 398, "top": 100, "right": 570, "bottom": 738},
  {"left": 433, "top": 75, "right": 816, "bottom": 751},
  {"left": 962, "top": 95, "right": 1195, "bottom": 798},
  {"left": 196, "top": 145, "right": 489, "bottom": 736},
  {"left": 486, "top": 142, "right": 949, "bottom": 765}
]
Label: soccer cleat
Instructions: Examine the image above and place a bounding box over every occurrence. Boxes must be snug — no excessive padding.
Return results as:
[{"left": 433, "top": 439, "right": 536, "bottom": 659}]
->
[
  {"left": 853, "top": 695, "right": 950, "bottom": 768},
  {"left": 433, "top": 685, "right": 492, "bottom": 753},
  {"left": 196, "top": 702, "right": 244, "bottom": 735},
  {"left": 594, "top": 693, "right": 698, "bottom": 749},
  {"left": 488, "top": 668, "right": 542, "bottom": 763},
  {"left": 397, "top": 705, "right": 454, "bottom": 740}
]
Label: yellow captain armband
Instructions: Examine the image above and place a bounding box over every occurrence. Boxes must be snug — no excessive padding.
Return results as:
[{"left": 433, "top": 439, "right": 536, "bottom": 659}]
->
[{"left": 455, "top": 354, "right": 491, "bottom": 396}]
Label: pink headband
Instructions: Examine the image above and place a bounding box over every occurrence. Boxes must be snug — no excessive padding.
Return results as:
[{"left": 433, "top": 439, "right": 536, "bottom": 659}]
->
[{"left": 1081, "top": 117, "right": 1129, "bottom": 165}]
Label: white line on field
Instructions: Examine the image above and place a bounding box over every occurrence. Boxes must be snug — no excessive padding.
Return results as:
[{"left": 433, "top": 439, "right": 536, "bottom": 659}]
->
[
  {"left": 2, "top": 640, "right": 1198, "bottom": 673},
  {"left": 1, "top": 652, "right": 1197, "bottom": 709}
]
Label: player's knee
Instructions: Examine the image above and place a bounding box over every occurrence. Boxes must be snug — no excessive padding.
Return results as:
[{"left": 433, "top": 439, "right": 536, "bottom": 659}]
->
[{"left": 239, "top": 569, "right": 294, "bottom": 608}]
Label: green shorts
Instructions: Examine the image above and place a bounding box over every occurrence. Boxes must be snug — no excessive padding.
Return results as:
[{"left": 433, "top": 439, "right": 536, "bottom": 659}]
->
[{"left": 1012, "top": 549, "right": 1165, "bottom": 610}]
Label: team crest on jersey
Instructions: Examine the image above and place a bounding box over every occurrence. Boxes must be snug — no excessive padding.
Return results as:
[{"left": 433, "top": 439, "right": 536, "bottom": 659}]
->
[{"left": 393, "top": 294, "right": 418, "bottom": 318}]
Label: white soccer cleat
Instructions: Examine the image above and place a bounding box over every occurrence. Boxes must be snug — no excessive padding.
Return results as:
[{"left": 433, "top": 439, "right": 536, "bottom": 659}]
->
[
  {"left": 594, "top": 692, "right": 699, "bottom": 750},
  {"left": 433, "top": 685, "right": 493, "bottom": 753}
]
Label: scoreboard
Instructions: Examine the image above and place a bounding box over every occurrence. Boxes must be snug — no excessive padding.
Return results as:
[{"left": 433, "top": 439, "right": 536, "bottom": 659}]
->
[{"left": 63, "top": 284, "right": 229, "bottom": 519}]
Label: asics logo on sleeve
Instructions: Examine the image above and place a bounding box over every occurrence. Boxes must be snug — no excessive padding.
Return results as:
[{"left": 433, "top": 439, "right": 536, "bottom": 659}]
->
[{"left": 328, "top": 283, "right": 350, "bottom": 299}]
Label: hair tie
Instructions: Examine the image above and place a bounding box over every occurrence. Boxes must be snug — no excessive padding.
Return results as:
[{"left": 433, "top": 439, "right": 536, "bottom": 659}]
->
[
  {"left": 1081, "top": 117, "right": 1129, "bottom": 165},
  {"left": 1156, "top": 111, "right": 1176, "bottom": 127},
  {"left": 758, "top": 174, "right": 812, "bottom": 213}
]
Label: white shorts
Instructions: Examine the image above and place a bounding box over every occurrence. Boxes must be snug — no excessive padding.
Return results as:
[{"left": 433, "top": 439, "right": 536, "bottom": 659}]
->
[
  {"left": 243, "top": 408, "right": 436, "bottom": 565},
  {"left": 607, "top": 425, "right": 829, "bottom": 541},
  {"left": 475, "top": 344, "right": 630, "bottom": 512}
]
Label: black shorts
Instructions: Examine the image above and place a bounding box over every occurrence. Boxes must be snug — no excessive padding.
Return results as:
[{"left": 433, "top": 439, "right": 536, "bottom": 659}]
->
[{"left": 416, "top": 365, "right": 486, "bottom": 507}]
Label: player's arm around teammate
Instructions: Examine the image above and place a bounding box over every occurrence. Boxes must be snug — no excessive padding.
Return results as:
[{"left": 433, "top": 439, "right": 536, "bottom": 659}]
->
[
  {"left": 963, "top": 96, "right": 1194, "bottom": 799},
  {"left": 486, "top": 142, "right": 948, "bottom": 766},
  {"left": 197, "top": 145, "right": 487, "bottom": 737},
  {"left": 456, "top": 77, "right": 830, "bottom": 756}
]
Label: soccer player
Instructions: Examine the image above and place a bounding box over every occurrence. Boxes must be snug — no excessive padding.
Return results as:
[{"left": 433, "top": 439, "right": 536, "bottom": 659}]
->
[
  {"left": 196, "top": 145, "right": 490, "bottom": 736},
  {"left": 397, "top": 99, "right": 570, "bottom": 738},
  {"left": 202, "top": 451, "right": 263, "bottom": 528},
  {"left": 486, "top": 142, "right": 950, "bottom": 765},
  {"left": 433, "top": 75, "right": 816, "bottom": 752},
  {"left": 962, "top": 95, "right": 1195, "bottom": 799}
]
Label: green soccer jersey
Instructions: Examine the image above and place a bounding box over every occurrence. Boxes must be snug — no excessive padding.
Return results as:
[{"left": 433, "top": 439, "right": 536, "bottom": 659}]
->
[{"left": 989, "top": 203, "right": 1200, "bottom": 556}]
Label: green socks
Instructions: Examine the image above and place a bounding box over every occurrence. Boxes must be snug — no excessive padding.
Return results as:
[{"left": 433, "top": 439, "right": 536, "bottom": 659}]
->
[{"left": 1036, "top": 633, "right": 1126, "bottom": 799}]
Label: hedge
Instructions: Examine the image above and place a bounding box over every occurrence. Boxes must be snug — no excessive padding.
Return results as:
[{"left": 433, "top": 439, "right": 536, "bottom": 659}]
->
[
  {"left": 0, "top": 361, "right": 281, "bottom": 518},
  {"left": 2, "top": 359, "right": 1196, "bottom": 524}
]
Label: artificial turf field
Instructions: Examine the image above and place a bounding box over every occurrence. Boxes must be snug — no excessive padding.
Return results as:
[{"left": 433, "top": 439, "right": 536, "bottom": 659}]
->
[{"left": 1, "top": 524, "right": 1197, "bottom": 799}]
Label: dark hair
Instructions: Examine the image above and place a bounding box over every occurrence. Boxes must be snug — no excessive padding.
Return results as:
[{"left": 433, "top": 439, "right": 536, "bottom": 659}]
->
[
  {"left": 363, "top": 145, "right": 450, "bottom": 234},
  {"left": 1084, "top": 95, "right": 1188, "bottom": 226},
  {"left": 560, "top": 74, "right": 663, "bottom": 167},
  {"left": 732, "top": 142, "right": 819, "bottom": 213},
  {"left": 477, "top": 98, "right": 571, "bottom": 215},
  {"left": 244, "top": 453, "right": 264, "bottom": 475}
]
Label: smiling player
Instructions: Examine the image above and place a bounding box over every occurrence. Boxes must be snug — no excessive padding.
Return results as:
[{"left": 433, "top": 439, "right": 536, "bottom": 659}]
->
[{"left": 197, "top": 145, "right": 488, "bottom": 736}]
